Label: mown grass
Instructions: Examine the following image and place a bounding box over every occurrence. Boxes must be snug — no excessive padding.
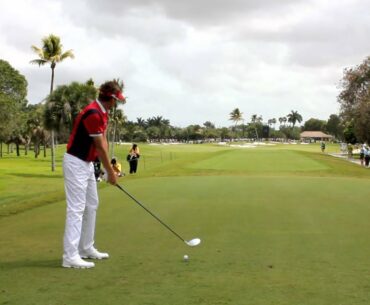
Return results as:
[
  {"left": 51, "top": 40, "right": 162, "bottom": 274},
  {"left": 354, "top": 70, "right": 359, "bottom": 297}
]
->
[{"left": 1, "top": 142, "right": 370, "bottom": 305}]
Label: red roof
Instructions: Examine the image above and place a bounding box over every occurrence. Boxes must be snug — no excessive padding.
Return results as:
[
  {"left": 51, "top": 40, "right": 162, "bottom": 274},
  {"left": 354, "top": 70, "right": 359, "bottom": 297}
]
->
[{"left": 300, "top": 131, "right": 333, "bottom": 138}]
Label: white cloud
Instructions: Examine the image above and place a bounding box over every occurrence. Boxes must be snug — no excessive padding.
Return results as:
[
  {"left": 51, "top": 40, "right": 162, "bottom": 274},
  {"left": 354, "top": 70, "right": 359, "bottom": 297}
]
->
[{"left": 0, "top": 0, "right": 369, "bottom": 126}]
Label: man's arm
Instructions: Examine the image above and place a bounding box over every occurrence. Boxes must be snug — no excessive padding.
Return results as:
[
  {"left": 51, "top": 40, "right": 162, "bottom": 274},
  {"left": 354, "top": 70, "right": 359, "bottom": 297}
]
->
[{"left": 93, "top": 135, "right": 117, "bottom": 185}]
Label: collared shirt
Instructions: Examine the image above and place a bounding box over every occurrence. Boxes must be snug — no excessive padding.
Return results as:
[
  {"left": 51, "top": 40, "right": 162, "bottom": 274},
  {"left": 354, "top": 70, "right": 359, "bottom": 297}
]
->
[{"left": 66, "top": 100, "right": 109, "bottom": 162}]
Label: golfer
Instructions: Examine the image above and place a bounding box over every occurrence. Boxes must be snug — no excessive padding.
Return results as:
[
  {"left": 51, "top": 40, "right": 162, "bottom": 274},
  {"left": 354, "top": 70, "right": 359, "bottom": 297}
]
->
[{"left": 62, "top": 80, "right": 125, "bottom": 269}]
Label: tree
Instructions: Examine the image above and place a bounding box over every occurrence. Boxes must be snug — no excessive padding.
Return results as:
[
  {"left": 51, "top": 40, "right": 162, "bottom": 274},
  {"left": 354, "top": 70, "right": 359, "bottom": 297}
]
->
[
  {"left": 203, "top": 121, "right": 217, "bottom": 141},
  {"left": 302, "top": 118, "right": 327, "bottom": 132},
  {"left": 0, "top": 59, "right": 28, "bottom": 107},
  {"left": 44, "top": 80, "right": 97, "bottom": 145},
  {"left": 287, "top": 110, "right": 303, "bottom": 127},
  {"left": 229, "top": 108, "right": 243, "bottom": 126},
  {"left": 279, "top": 126, "right": 301, "bottom": 140},
  {"left": 0, "top": 97, "right": 17, "bottom": 157},
  {"left": 250, "top": 114, "right": 263, "bottom": 124},
  {"left": 109, "top": 108, "right": 126, "bottom": 157},
  {"left": 203, "top": 121, "right": 215, "bottom": 129},
  {"left": 30, "top": 34, "right": 75, "bottom": 171},
  {"left": 146, "top": 116, "right": 171, "bottom": 140},
  {"left": 136, "top": 117, "right": 147, "bottom": 129},
  {"left": 0, "top": 60, "right": 28, "bottom": 157},
  {"left": 271, "top": 118, "right": 277, "bottom": 129},
  {"left": 338, "top": 56, "right": 370, "bottom": 143},
  {"left": 326, "top": 114, "right": 343, "bottom": 139},
  {"left": 229, "top": 108, "right": 243, "bottom": 139},
  {"left": 342, "top": 120, "right": 357, "bottom": 144},
  {"left": 107, "top": 79, "right": 125, "bottom": 155},
  {"left": 146, "top": 126, "right": 161, "bottom": 141},
  {"left": 220, "top": 127, "right": 232, "bottom": 141},
  {"left": 186, "top": 125, "right": 203, "bottom": 141}
]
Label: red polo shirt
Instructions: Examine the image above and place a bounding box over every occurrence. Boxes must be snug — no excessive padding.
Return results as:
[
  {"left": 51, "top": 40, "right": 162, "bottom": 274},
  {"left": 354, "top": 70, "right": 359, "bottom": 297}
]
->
[{"left": 67, "top": 100, "right": 108, "bottom": 162}]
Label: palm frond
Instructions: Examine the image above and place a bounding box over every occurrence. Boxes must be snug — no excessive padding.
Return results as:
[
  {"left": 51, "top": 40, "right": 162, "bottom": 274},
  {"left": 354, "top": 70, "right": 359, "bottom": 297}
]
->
[
  {"left": 29, "top": 59, "right": 47, "bottom": 66},
  {"left": 31, "top": 45, "right": 44, "bottom": 58},
  {"left": 61, "top": 50, "right": 75, "bottom": 60}
]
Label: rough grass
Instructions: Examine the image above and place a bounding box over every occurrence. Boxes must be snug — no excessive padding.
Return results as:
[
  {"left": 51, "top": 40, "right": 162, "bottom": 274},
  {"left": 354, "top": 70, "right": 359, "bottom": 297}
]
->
[{"left": 1, "top": 142, "right": 370, "bottom": 305}]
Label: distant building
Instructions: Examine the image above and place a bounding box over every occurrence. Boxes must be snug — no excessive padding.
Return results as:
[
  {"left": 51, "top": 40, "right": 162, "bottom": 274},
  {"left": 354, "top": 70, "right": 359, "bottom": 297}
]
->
[{"left": 300, "top": 131, "right": 333, "bottom": 142}]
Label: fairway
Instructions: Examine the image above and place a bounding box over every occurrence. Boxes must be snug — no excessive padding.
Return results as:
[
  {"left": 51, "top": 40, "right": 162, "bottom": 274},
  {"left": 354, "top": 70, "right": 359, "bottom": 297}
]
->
[
  {"left": 1, "top": 143, "right": 370, "bottom": 305},
  {"left": 188, "top": 149, "right": 329, "bottom": 172}
]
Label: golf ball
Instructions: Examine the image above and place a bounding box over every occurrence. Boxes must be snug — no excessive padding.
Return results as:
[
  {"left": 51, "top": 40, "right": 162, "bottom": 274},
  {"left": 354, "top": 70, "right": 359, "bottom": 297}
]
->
[{"left": 183, "top": 254, "right": 189, "bottom": 261}]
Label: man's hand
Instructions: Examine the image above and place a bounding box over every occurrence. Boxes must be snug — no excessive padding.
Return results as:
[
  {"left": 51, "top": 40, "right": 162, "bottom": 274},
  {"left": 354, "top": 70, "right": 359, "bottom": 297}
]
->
[{"left": 106, "top": 170, "right": 117, "bottom": 185}]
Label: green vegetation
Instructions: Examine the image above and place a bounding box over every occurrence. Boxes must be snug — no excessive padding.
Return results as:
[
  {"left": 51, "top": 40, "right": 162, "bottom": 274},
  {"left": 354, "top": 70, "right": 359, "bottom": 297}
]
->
[{"left": 1, "top": 143, "right": 370, "bottom": 305}]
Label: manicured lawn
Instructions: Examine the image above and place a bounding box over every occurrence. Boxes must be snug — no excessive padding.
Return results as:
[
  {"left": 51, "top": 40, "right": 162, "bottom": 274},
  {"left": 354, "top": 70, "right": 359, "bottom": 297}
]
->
[{"left": 1, "top": 142, "right": 370, "bottom": 305}]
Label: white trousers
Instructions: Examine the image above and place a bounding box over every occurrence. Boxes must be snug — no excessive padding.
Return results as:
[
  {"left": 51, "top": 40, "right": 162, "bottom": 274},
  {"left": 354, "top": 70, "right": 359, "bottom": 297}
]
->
[{"left": 62, "top": 153, "right": 99, "bottom": 260}]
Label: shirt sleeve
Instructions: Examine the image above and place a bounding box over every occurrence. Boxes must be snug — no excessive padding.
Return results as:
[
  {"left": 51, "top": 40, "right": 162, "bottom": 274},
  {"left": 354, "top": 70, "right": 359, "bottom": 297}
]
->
[{"left": 83, "top": 112, "right": 104, "bottom": 136}]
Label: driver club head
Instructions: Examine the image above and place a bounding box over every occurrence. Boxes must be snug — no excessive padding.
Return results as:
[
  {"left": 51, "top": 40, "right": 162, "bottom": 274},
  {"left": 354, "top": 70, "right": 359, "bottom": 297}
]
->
[{"left": 186, "top": 238, "right": 201, "bottom": 247}]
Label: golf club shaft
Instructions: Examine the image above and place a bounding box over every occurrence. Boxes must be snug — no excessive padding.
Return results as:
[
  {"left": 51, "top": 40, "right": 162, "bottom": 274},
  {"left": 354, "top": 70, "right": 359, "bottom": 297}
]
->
[{"left": 116, "top": 184, "right": 186, "bottom": 243}]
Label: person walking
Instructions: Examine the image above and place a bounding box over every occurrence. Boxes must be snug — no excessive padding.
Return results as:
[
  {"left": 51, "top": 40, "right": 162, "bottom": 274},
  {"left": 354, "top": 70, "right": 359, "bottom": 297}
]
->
[
  {"left": 62, "top": 80, "right": 125, "bottom": 269},
  {"left": 347, "top": 143, "right": 353, "bottom": 159},
  {"left": 360, "top": 144, "right": 366, "bottom": 166},
  {"left": 127, "top": 143, "right": 140, "bottom": 174},
  {"left": 364, "top": 145, "right": 370, "bottom": 168},
  {"left": 320, "top": 141, "right": 326, "bottom": 153}
]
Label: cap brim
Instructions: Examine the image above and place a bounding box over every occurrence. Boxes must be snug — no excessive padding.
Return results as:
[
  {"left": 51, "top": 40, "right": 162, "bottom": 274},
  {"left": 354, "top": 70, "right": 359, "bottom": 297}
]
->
[{"left": 112, "top": 91, "right": 126, "bottom": 102}]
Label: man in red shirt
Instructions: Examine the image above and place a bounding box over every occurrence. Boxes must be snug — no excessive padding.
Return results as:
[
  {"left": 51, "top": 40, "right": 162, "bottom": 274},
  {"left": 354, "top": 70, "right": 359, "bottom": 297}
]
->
[{"left": 62, "top": 80, "right": 125, "bottom": 269}]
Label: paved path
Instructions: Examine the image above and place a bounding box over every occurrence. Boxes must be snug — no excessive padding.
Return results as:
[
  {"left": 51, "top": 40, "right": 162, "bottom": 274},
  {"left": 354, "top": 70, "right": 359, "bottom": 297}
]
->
[{"left": 328, "top": 153, "right": 364, "bottom": 166}]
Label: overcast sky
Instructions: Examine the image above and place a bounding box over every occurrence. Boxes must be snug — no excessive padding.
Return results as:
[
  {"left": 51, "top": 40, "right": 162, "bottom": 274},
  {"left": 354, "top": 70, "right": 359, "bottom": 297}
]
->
[{"left": 1, "top": 0, "right": 369, "bottom": 127}]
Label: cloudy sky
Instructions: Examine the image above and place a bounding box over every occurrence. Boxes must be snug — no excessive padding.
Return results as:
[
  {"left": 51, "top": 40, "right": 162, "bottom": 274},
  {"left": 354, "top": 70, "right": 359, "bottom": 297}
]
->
[{"left": 1, "top": 0, "right": 369, "bottom": 127}]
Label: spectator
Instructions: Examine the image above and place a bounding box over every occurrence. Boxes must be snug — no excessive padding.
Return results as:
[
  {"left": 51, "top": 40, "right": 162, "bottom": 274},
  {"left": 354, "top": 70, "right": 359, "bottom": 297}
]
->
[
  {"left": 111, "top": 157, "right": 123, "bottom": 177},
  {"left": 320, "top": 141, "right": 326, "bottom": 153},
  {"left": 127, "top": 143, "right": 140, "bottom": 174},
  {"left": 347, "top": 143, "right": 353, "bottom": 159},
  {"left": 364, "top": 145, "right": 370, "bottom": 167},
  {"left": 93, "top": 159, "right": 104, "bottom": 182}
]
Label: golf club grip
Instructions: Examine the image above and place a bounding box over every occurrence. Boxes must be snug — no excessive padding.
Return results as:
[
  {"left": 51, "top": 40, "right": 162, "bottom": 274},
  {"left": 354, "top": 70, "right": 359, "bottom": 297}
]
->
[{"left": 116, "top": 184, "right": 185, "bottom": 243}]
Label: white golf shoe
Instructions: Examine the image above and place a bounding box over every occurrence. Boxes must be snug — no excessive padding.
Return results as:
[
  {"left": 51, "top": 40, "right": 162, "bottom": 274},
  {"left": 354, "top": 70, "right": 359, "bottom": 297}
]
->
[
  {"left": 80, "top": 247, "right": 109, "bottom": 260},
  {"left": 62, "top": 256, "right": 95, "bottom": 269}
]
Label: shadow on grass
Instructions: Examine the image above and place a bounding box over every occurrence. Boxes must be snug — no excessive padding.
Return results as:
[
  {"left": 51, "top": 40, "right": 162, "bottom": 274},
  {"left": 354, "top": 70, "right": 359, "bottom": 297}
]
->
[
  {"left": 0, "top": 259, "right": 61, "bottom": 269},
  {"left": 9, "top": 173, "right": 63, "bottom": 179}
]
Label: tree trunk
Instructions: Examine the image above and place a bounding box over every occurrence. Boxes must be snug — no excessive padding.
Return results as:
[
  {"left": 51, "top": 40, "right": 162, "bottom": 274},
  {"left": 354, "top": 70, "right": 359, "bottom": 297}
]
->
[
  {"left": 16, "top": 143, "right": 20, "bottom": 156},
  {"left": 50, "top": 65, "right": 55, "bottom": 94},
  {"left": 50, "top": 66, "right": 56, "bottom": 171},
  {"left": 0, "top": 141, "right": 2, "bottom": 158},
  {"left": 51, "top": 130, "right": 55, "bottom": 171}
]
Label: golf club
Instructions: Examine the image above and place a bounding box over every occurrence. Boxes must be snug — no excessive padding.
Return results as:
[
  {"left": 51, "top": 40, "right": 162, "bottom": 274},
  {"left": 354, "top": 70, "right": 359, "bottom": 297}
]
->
[{"left": 116, "top": 184, "right": 201, "bottom": 247}]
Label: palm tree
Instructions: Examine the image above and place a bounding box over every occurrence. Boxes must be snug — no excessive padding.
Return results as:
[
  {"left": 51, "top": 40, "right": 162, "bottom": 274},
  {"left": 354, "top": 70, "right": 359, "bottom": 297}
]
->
[
  {"left": 229, "top": 108, "right": 243, "bottom": 126},
  {"left": 109, "top": 108, "right": 126, "bottom": 157},
  {"left": 136, "top": 117, "right": 147, "bottom": 129},
  {"left": 250, "top": 114, "right": 263, "bottom": 124},
  {"left": 271, "top": 118, "right": 277, "bottom": 129},
  {"left": 30, "top": 34, "right": 74, "bottom": 171},
  {"left": 229, "top": 108, "right": 243, "bottom": 139},
  {"left": 203, "top": 121, "right": 215, "bottom": 129},
  {"left": 287, "top": 110, "right": 303, "bottom": 127},
  {"left": 107, "top": 79, "right": 125, "bottom": 155}
]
